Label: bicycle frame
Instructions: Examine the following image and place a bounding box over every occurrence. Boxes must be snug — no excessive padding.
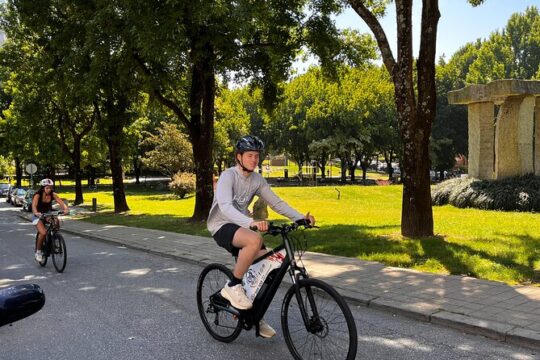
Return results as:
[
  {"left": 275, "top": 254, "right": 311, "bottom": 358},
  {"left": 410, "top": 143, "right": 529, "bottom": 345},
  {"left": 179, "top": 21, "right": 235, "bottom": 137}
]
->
[
  {"left": 43, "top": 223, "right": 55, "bottom": 256},
  {"left": 200, "top": 221, "right": 358, "bottom": 359},
  {"left": 210, "top": 223, "right": 312, "bottom": 335},
  {"left": 38, "top": 213, "right": 61, "bottom": 257}
]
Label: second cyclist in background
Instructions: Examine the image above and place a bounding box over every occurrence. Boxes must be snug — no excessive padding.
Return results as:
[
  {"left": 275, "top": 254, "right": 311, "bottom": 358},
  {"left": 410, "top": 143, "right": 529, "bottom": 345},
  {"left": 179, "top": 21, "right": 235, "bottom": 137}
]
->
[
  {"left": 32, "top": 178, "right": 69, "bottom": 262},
  {"left": 207, "top": 135, "right": 315, "bottom": 338}
]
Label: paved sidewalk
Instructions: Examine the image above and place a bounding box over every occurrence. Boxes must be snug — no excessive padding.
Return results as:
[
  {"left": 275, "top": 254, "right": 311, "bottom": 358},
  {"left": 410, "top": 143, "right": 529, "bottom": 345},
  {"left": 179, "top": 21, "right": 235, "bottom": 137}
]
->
[{"left": 23, "top": 213, "right": 540, "bottom": 350}]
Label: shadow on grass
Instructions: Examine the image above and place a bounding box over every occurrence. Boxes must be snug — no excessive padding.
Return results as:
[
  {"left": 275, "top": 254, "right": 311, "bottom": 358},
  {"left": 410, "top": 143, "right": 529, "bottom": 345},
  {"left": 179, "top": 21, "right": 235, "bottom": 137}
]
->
[
  {"left": 301, "top": 224, "right": 540, "bottom": 284},
  {"left": 144, "top": 194, "right": 195, "bottom": 201}
]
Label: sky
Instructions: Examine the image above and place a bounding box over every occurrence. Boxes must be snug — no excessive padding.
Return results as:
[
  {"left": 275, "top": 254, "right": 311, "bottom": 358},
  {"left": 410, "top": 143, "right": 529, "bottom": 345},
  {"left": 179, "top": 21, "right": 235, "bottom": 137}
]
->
[{"left": 335, "top": 0, "right": 540, "bottom": 60}]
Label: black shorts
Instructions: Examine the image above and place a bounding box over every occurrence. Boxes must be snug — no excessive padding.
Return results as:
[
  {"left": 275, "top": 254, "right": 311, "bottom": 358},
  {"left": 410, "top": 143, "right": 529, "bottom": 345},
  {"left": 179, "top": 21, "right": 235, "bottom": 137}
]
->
[{"left": 213, "top": 223, "right": 265, "bottom": 257}]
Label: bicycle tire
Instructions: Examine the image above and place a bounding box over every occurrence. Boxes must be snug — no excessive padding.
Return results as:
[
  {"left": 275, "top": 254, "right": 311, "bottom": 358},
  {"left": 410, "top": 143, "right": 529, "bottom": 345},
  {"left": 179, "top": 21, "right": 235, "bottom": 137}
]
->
[
  {"left": 281, "top": 278, "right": 357, "bottom": 360},
  {"left": 34, "top": 234, "right": 47, "bottom": 267},
  {"left": 51, "top": 233, "right": 67, "bottom": 273},
  {"left": 196, "top": 263, "right": 242, "bottom": 343}
]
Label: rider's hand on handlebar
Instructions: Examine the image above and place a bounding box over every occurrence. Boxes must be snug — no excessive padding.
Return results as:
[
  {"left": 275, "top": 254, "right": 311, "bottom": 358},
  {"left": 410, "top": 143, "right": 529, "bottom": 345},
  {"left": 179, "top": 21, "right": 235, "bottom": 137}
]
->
[
  {"left": 63, "top": 208, "right": 69, "bottom": 215},
  {"left": 34, "top": 212, "right": 42, "bottom": 217},
  {"left": 295, "top": 212, "right": 315, "bottom": 228},
  {"left": 249, "top": 220, "right": 268, "bottom": 232}
]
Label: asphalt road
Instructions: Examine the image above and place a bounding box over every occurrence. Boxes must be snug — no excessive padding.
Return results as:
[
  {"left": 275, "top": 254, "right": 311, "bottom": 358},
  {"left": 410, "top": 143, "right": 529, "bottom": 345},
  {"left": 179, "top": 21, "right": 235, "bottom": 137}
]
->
[{"left": 0, "top": 203, "right": 536, "bottom": 360}]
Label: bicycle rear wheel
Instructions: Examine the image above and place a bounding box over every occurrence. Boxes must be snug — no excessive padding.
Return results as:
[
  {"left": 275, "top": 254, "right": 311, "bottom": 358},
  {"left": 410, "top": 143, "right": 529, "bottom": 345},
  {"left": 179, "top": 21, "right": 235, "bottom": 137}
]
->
[
  {"left": 196, "top": 263, "right": 242, "bottom": 343},
  {"left": 51, "top": 233, "right": 67, "bottom": 273},
  {"left": 34, "top": 234, "right": 47, "bottom": 267},
  {"left": 281, "top": 278, "right": 357, "bottom": 360}
]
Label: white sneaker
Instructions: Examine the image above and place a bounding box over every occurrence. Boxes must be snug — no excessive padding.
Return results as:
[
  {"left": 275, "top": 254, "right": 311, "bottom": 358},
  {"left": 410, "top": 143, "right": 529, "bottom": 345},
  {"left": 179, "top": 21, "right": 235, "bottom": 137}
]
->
[
  {"left": 259, "top": 319, "right": 276, "bottom": 338},
  {"left": 35, "top": 251, "right": 43, "bottom": 262},
  {"left": 220, "top": 283, "right": 253, "bottom": 310}
]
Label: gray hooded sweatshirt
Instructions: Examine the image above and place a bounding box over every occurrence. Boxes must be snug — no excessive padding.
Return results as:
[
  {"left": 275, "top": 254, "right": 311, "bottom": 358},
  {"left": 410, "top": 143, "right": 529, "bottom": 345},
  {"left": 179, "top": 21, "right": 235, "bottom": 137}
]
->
[{"left": 207, "top": 166, "right": 304, "bottom": 235}]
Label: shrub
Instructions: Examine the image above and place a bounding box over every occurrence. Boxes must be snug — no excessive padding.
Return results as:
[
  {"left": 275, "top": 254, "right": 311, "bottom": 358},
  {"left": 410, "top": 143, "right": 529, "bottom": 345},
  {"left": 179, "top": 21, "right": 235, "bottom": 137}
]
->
[
  {"left": 432, "top": 174, "right": 540, "bottom": 212},
  {"left": 169, "top": 172, "right": 196, "bottom": 199}
]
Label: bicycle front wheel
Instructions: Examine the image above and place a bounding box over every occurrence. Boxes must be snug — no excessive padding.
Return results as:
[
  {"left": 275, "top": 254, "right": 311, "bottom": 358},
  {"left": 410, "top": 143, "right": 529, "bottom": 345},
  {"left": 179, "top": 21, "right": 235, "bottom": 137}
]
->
[
  {"left": 281, "top": 278, "right": 357, "bottom": 360},
  {"left": 196, "top": 263, "right": 242, "bottom": 343},
  {"left": 51, "top": 233, "right": 67, "bottom": 273}
]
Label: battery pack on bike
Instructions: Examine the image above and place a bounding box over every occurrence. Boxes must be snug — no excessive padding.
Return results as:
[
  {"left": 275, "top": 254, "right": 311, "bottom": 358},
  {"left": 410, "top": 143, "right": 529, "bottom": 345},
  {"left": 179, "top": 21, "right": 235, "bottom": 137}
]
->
[{"left": 243, "top": 249, "right": 286, "bottom": 302}]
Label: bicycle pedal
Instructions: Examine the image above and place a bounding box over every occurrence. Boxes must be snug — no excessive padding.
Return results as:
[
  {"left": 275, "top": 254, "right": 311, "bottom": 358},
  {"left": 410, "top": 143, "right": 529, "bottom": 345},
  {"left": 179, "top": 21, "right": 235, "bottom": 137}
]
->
[{"left": 211, "top": 293, "right": 229, "bottom": 307}]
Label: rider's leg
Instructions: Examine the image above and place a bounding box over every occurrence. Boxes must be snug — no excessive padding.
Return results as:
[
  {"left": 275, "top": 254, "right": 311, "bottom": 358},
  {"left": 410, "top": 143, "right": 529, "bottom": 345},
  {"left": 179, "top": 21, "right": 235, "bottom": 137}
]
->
[
  {"left": 231, "top": 229, "right": 276, "bottom": 337},
  {"left": 35, "top": 221, "right": 46, "bottom": 251},
  {"left": 34, "top": 221, "right": 47, "bottom": 262},
  {"left": 231, "top": 227, "right": 264, "bottom": 279},
  {"left": 218, "top": 227, "right": 264, "bottom": 310}
]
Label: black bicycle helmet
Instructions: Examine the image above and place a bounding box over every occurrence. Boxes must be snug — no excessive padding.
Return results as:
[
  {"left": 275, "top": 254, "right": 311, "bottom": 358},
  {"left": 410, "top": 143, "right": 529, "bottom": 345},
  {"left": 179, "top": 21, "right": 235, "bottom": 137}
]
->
[{"left": 235, "top": 135, "right": 264, "bottom": 153}]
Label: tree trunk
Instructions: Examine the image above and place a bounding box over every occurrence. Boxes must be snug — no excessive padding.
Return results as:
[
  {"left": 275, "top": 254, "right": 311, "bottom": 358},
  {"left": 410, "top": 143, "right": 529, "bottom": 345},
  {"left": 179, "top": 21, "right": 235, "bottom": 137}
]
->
[
  {"left": 134, "top": 158, "right": 141, "bottom": 185},
  {"left": 340, "top": 157, "right": 347, "bottom": 183},
  {"left": 348, "top": 164, "right": 356, "bottom": 182},
  {"left": 57, "top": 107, "right": 95, "bottom": 205},
  {"left": 191, "top": 135, "right": 214, "bottom": 221},
  {"left": 15, "top": 157, "right": 22, "bottom": 187},
  {"left": 320, "top": 164, "right": 326, "bottom": 179},
  {"left": 349, "top": 0, "right": 438, "bottom": 237},
  {"left": 360, "top": 161, "right": 369, "bottom": 181},
  {"left": 385, "top": 160, "right": 394, "bottom": 181},
  {"left": 107, "top": 136, "right": 130, "bottom": 213},
  {"left": 187, "top": 43, "right": 215, "bottom": 221},
  {"left": 396, "top": 0, "right": 438, "bottom": 237},
  {"left": 400, "top": 131, "right": 433, "bottom": 236},
  {"left": 87, "top": 166, "right": 96, "bottom": 187},
  {"left": 100, "top": 97, "right": 130, "bottom": 213},
  {"left": 73, "top": 141, "right": 84, "bottom": 205}
]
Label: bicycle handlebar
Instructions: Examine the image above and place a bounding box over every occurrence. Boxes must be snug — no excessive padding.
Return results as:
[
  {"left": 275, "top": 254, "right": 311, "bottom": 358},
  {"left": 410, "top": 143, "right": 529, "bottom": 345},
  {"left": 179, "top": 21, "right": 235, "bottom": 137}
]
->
[
  {"left": 39, "top": 211, "right": 65, "bottom": 219},
  {"left": 250, "top": 219, "right": 317, "bottom": 236}
]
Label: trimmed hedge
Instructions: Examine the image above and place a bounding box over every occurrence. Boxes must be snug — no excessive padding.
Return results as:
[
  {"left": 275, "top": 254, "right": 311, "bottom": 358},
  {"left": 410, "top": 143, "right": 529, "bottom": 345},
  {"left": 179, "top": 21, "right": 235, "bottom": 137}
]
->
[{"left": 432, "top": 174, "right": 540, "bottom": 212}]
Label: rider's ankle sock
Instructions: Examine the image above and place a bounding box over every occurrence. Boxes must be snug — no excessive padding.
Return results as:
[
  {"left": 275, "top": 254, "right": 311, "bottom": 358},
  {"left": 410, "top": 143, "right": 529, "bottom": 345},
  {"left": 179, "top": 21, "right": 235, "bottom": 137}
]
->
[{"left": 229, "top": 276, "right": 242, "bottom": 287}]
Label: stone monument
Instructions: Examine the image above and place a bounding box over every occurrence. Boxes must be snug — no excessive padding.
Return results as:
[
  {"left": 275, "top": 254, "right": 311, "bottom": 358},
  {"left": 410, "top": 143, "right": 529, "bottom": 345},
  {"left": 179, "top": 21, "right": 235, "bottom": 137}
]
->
[{"left": 448, "top": 79, "right": 540, "bottom": 180}]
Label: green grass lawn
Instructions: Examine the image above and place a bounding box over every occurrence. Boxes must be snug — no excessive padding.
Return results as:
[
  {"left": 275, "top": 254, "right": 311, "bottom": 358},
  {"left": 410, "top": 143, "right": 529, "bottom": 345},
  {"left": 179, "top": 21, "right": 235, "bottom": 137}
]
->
[{"left": 57, "top": 182, "right": 540, "bottom": 285}]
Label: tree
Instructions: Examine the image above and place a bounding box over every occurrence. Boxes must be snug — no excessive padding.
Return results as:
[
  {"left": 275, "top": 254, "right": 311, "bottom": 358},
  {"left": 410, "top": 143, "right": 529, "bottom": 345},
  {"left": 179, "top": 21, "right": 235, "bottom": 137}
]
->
[
  {"left": 466, "top": 32, "right": 513, "bottom": 84},
  {"left": 124, "top": 0, "right": 348, "bottom": 221},
  {"left": 141, "top": 122, "right": 194, "bottom": 178},
  {"left": 506, "top": 6, "right": 540, "bottom": 79},
  {"left": 348, "top": 0, "right": 485, "bottom": 236},
  {"left": 271, "top": 70, "right": 322, "bottom": 176},
  {"left": 308, "top": 138, "right": 333, "bottom": 178},
  {"left": 0, "top": 156, "right": 14, "bottom": 178},
  {"left": 430, "top": 137, "right": 454, "bottom": 180},
  {"left": 214, "top": 87, "right": 251, "bottom": 173},
  {"left": 0, "top": 36, "right": 68, "bottom": 186},
  {"left": 2, "top": 0, "right": 141, "bottom": 212}
]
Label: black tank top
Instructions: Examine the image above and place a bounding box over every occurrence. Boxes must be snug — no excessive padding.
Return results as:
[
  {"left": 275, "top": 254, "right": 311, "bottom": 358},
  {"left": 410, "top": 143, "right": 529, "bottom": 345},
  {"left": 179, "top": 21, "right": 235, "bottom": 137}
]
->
[{"left": 34, "top": 191, "right": 54, "bottom": 213}]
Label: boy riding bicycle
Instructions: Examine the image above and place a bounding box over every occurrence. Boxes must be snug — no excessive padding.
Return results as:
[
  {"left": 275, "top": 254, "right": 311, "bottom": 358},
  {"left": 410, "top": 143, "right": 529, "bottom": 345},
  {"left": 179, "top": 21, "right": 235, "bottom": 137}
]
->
[{"left": 207, "top": 135, "right": 315, "bottom": 338}]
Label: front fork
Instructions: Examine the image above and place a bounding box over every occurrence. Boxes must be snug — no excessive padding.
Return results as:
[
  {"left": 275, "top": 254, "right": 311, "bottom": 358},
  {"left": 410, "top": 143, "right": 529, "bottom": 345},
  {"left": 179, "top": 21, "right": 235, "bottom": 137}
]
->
[{"left": 288, "top": 262, "right": 322, "bottom": 332}]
